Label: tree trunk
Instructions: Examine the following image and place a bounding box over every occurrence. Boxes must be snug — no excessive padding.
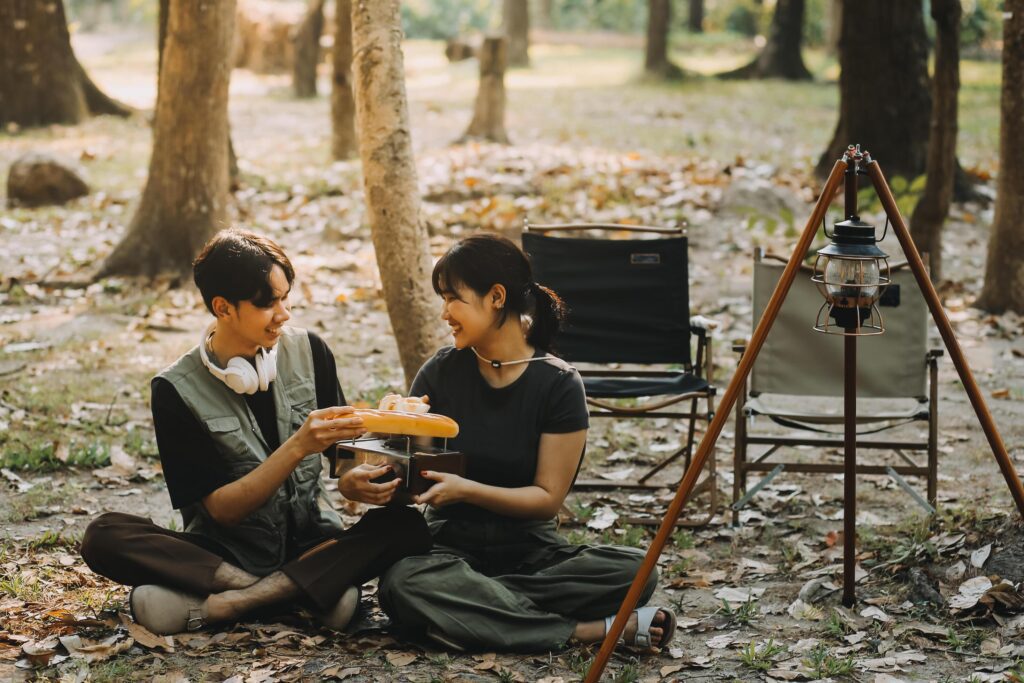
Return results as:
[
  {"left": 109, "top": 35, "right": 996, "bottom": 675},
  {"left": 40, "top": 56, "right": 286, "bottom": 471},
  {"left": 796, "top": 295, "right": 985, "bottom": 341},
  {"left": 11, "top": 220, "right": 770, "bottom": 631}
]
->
[
  {"left": 816, "top": 1, "right": 931, "bottom": 180},
  {"left": 688, "top": 0, "right": 704, "bottom": 32},
  {"left": 537, "top": 0, "right": 554, "bottom": 29},
  {"left": 908, "top": 0, "right": 960, "bottom": 282},
  {"left": 719, "top": 0, "right": 811, "bottom": 80},
  {"left": 292, "top": 0, "right": 325, "bottom": 98},
  {"left": 645, "top": 0, "right": 682, "bottom": 78},
  {"left": 99, "top": 0, "right": 235, "bottom": 279},
  {"left": 331, "top": 0, "right": 357, "bottom": 159},
  {"left": 976, "top": 0, "right": 1024, "bottom": 314},
  {"left": 351, "top": 0, "right": 446, "bottom": 388},
  {"left": 503, "top": 0, "right": 530, "bottom": 67},
  {"left": 460, "top": 37, "right": 510, "bottom": 144},
  {"left": 826, "top": 0, "right": 841, "bottom": 55},
  {"left": 0, "top": 0, "right": 131, "bottom": 128}
]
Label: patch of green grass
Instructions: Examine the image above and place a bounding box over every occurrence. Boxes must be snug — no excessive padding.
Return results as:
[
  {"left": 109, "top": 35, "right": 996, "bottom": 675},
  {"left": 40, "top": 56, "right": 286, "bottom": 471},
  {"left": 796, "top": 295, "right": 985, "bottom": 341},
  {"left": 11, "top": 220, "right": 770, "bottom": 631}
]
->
[
  {"left": 27, "top": 528, "right": 81, "bottom": 551},
  {"left": 569, "top": 499, "right": 594, "bottom": 523},
  {"left": 0, "top": 438, "right": 111, "bottom": 472},
  {"left": 610, "top": 657, "right": 640, "bottom": 683},
  {"left": 740, "top": 638, "right": 787, "bottom": 672},
  {"left": 124, "top": 428, "right": 158, "bottom": 460},
  {"left": 0, "top": 572, "right": 43, "bottom": 602},
  {"left": 667, "top": 556, "right": 692, "bottom": 576},
  {"left": 945, "top": 626, "right": 985, "bottom": 653},
  {"left": 602, "top": 525, "right": 647, "bottom": 548},
  {"left": 88, "top": 658, "right": 138, "bottom": 683},
  {"left": 718, "top": 597, "right": 759, "bottom": 626},
  {"left": 566, "top": 529, "right": 593, "bottom": 546},
  {"left": 802, "top": 643, "right": 854, "bottom": 679},
  {"left": 824, "top": 610, "right": 848, "bottom": 638},
  {"left": 672, "top": 528, "right": 695, "bottom": 549},
  {"left": 566, "top": 648, "right": 592, "bottom": 679}
]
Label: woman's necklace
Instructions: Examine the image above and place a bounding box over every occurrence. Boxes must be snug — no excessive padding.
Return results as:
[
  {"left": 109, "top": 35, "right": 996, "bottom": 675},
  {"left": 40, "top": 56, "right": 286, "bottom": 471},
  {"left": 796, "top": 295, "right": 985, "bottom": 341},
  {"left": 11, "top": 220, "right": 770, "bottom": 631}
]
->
[{"left": 471, "top": 347, "right": 552, "bottom": 369}]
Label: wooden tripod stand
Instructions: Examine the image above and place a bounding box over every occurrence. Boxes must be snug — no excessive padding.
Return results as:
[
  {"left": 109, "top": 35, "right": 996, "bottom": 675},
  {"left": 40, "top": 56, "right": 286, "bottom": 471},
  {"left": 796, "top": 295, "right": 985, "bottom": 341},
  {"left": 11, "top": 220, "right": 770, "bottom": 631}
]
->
[{"left": 584, "top": 150, "right": 1024, "bottom": 682}]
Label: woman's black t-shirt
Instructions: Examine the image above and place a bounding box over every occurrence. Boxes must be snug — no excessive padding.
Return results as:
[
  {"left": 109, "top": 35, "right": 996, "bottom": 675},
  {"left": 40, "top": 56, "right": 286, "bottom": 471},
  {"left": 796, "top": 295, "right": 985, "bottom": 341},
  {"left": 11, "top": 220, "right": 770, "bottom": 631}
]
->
[{"left": 409, "top": 345, "right": 589, "bottom": 520}]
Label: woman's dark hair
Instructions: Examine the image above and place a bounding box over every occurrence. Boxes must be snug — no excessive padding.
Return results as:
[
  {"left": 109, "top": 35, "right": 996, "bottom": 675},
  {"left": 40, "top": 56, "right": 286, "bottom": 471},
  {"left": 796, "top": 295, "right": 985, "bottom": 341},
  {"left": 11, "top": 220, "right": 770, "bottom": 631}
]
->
[
  {"left": 431, "top": 233, "right": 567, "bottom": 352},
  {"left": 193, "top": 229, "right": 295, "bottom": 313}
]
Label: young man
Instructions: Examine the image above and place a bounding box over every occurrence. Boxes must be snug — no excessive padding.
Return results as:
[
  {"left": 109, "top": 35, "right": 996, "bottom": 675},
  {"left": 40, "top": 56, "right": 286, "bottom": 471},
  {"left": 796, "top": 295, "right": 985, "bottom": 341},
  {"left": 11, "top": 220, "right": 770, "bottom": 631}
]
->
[{"left": 81, "top": 230, "right": 430, "bottom": 635}]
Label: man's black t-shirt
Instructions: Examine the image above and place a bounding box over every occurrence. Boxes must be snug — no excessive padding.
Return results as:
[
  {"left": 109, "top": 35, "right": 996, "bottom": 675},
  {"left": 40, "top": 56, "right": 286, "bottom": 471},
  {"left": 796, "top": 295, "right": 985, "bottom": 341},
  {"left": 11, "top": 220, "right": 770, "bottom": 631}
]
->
[
  {"left": 409, "top": 345, "right": 589, "bottom": 520},
  {"left": 151, "top": 332, "right": 345, "bottom": 510}
]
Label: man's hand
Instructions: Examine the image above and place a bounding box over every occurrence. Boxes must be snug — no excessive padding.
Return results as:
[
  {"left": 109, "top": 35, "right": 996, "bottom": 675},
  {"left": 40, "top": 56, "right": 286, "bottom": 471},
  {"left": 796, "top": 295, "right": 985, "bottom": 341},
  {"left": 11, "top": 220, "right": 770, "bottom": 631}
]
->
[
  {"left": 413, "top": 470, "right": 470, "bottom": 507},
  {"left": 338, "top": 463, "right": 401, "bottom": 505},
  {"left": 291, "top": 406, "right": 365, "bottom": 458}
]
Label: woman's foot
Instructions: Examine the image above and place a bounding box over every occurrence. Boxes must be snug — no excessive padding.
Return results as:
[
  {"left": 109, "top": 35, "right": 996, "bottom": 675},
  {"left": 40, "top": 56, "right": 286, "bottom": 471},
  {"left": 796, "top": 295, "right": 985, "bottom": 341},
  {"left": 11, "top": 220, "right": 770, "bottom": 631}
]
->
[{"left": 572, "top": 606, "right": 676, "bottom": 649}]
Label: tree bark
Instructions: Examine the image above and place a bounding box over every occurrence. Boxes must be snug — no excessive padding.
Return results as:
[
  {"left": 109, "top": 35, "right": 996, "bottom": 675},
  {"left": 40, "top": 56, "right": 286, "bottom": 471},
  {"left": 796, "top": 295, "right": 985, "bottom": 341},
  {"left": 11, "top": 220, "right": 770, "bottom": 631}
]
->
[
  {"left": 908, "top": 0, "right": 960, "bottom": 282},
  {"left": 719, "top": 0, "right": 811, "bottom": 80},
  {"left": 99, "top": 0, "right": 235, "bottom": 279},
  {"left": 645, "top": 0, "right": 682, "bottom": 78},
  {"left": 503, "top": 0, "right": 530, "bottom": 67},
  {"left": 0, "top": 0, "right": 131, "bottom": 128},
  {"left": 826, "top": 0, "right": 841, "bottom": 55},
  {"left": 351, "top": 0, "right": 446, "bottom": 388},
  {"left": 460, "top": 37, "right": 510, "bottom": 144},
  {"left": 537, "top": 0, "right": 554, "bottom": 29},
  {"left": 292, "top": 0, "right": 325, "bottom": 98},
  {"left": 977, "top": 0, "right": 1024, "bottom": 313},
  {"left": 331, "top": 0, "right": 357, "bottom": 159},
  {"left": 688, "top": 0, "right": 704, "bottom": 32},
  {"left": 816, "top": 1, "right": 931, "bottom": 180}
]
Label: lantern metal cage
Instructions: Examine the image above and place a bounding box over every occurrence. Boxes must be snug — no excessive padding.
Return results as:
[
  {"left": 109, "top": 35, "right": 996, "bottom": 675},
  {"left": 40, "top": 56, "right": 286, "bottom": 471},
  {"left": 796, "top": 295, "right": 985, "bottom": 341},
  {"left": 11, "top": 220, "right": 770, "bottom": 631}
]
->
[{"left": 811, "top": 217, "right": 891, "bottom": 336}]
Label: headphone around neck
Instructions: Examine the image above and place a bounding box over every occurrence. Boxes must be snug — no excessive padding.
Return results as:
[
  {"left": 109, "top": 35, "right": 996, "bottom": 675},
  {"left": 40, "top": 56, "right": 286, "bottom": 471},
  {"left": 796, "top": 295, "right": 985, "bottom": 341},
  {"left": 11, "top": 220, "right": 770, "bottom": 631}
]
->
[{"left": 198, "top": 326, "right": 278, "bottom": 395}]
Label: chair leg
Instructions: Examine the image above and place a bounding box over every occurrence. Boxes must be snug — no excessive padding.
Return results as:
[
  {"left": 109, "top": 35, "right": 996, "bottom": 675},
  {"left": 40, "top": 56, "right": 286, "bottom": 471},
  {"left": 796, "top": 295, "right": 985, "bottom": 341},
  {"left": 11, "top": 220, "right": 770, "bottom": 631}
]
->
[
  {"left": 637, "top": 395, "right": 703, "bottom": 485},
  {"left": 927, "top": 359, "right": 939, "bottom": 507},
  {"left": 733, "top": 379, "right": 748, "bottom": 526}
]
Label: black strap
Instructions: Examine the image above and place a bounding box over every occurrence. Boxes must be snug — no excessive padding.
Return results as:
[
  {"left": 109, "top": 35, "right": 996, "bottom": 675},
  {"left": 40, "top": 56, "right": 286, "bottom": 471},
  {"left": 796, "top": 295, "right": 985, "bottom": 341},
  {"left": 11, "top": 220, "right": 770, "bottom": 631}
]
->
[{"left": 764, "top": 413, "right": 920, "bottom": 436}]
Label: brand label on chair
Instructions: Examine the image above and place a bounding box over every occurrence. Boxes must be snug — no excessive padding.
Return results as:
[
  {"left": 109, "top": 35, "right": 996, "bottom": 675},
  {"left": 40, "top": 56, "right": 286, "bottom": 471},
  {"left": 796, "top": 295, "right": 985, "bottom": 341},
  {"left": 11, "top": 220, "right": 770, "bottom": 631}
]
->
[{"left": 630, "top": 253, "right": 661, "bottom": 265}]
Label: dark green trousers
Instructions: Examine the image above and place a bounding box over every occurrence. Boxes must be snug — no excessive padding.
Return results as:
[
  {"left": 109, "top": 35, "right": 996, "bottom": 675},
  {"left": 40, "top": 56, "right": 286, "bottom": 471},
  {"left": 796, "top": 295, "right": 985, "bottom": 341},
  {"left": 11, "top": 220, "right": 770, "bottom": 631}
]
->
[{"left": 378, "top": 513, "right": 658, "bottom": 652}]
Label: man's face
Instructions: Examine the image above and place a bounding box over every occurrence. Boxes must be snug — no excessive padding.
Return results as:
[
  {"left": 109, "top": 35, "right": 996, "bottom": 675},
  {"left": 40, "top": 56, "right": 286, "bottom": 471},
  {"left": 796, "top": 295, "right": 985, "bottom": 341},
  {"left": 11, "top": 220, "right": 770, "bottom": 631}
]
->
[{"left": 221, "top": 264, "right": 292, "bottom": 350}]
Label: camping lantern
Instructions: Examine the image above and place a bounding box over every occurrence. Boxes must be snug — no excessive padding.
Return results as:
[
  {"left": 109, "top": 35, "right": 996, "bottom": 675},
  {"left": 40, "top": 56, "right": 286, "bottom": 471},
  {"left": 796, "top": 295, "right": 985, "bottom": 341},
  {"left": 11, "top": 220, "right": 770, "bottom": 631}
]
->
[{"left": 812, "top": 217, "right": 890, "bottom": 334}]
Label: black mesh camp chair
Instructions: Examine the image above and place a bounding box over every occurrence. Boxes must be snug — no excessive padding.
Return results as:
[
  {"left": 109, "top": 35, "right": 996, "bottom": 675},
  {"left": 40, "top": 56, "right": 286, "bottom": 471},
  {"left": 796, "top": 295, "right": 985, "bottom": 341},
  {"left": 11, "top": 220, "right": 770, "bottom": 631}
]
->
[
  {"left": 731, "top": 248, "right": 943, "bottom": 524},
  {"left": 522, "top": 222, "right": 718, "bottom": 525}
]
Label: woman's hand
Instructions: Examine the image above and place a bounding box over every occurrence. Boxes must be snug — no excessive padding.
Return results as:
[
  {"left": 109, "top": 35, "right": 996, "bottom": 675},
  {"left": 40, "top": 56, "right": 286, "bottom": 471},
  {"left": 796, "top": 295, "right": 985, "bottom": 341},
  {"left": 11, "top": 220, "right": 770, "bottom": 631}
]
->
[
  {"left": 338, "top": 463, "right": 401, "bottom": 505},
  {"left": 291, "top": 406, "right": 365, "bottom": 458},
  {"left": 413, "top": 470, "right": 471, "bottom": 507}
]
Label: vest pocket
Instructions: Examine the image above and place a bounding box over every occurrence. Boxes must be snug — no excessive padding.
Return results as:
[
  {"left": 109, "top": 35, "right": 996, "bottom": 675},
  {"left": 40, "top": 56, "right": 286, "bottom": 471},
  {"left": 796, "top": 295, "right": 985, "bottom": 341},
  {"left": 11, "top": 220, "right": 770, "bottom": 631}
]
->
[{"left": 204, "top": 415, "right": 255, "bottom": 459}]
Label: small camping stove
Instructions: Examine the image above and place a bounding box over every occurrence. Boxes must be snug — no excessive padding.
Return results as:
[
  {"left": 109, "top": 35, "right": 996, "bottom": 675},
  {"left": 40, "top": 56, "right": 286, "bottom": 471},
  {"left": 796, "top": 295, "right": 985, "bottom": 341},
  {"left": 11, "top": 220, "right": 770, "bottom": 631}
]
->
[{"left": 328, "top": 436, "right": 465, "bottom": 504}]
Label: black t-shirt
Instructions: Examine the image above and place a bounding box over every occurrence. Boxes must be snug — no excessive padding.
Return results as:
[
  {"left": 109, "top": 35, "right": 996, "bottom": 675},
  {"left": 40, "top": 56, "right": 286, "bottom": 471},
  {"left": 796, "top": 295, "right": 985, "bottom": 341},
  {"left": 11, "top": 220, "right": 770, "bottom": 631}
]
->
[
  {"left": 151, "top": 332, "right": 345, "bottom": 510},
  {"left": 409, "top": 345, "right": 589, "bottom": 519}
]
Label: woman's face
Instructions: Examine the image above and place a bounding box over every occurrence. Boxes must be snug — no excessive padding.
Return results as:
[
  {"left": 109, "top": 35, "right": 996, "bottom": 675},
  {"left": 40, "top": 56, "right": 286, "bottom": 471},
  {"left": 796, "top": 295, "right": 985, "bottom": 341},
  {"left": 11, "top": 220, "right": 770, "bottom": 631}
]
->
[{"left": 440, "top": 282, "right": 500, "bottom": 349}]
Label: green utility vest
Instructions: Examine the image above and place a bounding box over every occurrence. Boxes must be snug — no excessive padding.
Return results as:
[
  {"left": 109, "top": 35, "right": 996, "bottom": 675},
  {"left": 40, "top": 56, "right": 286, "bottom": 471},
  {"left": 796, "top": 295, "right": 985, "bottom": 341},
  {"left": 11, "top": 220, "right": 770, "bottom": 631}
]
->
[{"left": 158, "top": 326, "right": 342, "bottom": 575}]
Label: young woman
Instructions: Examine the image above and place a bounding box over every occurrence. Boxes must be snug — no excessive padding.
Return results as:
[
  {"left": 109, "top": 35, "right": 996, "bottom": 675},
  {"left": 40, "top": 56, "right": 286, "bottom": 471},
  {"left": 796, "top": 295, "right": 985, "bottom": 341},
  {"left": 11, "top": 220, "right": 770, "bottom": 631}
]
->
[{"left": 378, "top": 233, "right": 676, "bottom": 652}]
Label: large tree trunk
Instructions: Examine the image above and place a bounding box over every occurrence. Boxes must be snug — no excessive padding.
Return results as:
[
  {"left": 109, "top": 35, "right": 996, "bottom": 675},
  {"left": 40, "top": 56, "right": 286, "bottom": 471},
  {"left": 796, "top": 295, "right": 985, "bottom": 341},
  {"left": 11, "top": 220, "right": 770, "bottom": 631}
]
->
[
  {"left": 0, "top": 0, "right": 131, "bottom": 128},
  {"left": 331, "top": 0, "right": 357, "bottom": 159},
  {"left": 99, "top": 0, "right": 235, "bottom": 278},
  {"left": 645, "top": 0, "right": 682, "bottom": 78},
  {"left": 688, "top": 0, "right": 704, "bottom": 32},
  {"left": 351, "top": 0, "right": 445, "bottom": 388},
  {"left": 816, "top": 1, "right": 931, "bottom": 180},
  {"left": 719, "top": 0, "right": 811, "bottom": 80},
  {"left": 503, "top": 0, "right": 530, "bottom": 67},
  {"left": 908, "top": 0, "right": 960, "bottom": 283},
  {"left": 826, "top": 0, "right": 841, "bottom": 55},
  {"left": 292, "top": 0, "right": 325, "bottom": 98},
  {"left": 460, "top": 37, "right": 510, "bottom": 144},
  {"left": 976, "top": 0, "right": 1024, "bottom": 314}
]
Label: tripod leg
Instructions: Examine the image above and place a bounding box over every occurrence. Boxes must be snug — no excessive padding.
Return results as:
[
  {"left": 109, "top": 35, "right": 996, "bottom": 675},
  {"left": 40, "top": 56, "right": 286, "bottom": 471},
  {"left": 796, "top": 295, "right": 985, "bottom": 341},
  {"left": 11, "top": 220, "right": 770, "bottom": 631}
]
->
[{"left": 865, "top": 159, "right": 1024, "bottom": 516}]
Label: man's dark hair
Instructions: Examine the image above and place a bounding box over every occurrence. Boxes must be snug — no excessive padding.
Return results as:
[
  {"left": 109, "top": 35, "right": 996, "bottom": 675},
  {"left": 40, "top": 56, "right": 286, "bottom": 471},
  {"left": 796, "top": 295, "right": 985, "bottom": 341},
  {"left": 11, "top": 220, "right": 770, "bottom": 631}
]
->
[{"left": 193, "top": 230, "right": 295, "bottom": 314}]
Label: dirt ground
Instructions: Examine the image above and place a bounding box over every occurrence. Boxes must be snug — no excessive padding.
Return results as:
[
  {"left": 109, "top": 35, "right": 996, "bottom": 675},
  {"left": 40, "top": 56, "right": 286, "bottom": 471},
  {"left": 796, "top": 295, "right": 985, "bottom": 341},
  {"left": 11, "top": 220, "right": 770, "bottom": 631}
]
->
[{"left": 1, "top": 27, "right": 1023, "bottom": 683}]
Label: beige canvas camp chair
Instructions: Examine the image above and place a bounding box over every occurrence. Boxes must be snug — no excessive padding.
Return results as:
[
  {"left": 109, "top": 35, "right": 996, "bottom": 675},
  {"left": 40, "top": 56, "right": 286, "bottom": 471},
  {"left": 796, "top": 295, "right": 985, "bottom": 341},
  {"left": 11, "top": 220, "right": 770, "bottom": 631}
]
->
[{"left": 731, "top": 248, "right": 943, "bottom": 524}]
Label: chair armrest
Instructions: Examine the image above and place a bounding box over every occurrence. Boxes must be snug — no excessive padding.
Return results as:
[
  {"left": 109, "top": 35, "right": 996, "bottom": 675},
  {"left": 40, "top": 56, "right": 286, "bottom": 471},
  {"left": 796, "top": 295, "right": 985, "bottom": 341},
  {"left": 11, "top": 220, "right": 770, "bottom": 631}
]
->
[
  {"left": 690, "top": 315, "right": 719, "bottom": 332},
  {"left": 732, "top": 340, "right": 748, "bottom": 355},
  {"left": 926, "top": 348, "right": 944, "bottom": 361}
]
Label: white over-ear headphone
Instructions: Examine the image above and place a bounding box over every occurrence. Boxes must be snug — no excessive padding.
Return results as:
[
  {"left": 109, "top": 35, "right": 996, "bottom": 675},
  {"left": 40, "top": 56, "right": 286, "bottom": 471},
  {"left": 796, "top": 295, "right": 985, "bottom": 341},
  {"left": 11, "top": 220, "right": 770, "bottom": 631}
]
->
[{"left": 199, "top": 326, "right": 278, "bottom": 395}]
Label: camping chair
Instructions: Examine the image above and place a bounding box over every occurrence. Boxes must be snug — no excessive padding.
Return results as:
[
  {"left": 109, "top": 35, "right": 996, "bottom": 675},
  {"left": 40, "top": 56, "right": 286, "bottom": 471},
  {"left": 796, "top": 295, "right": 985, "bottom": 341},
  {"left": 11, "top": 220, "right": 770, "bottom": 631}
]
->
[
  {"left": 522, "top": 222, "right": 719, "bottom": 526},
  {"left": 731, "top": 247, "right": 943, "bottom": 525}
]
